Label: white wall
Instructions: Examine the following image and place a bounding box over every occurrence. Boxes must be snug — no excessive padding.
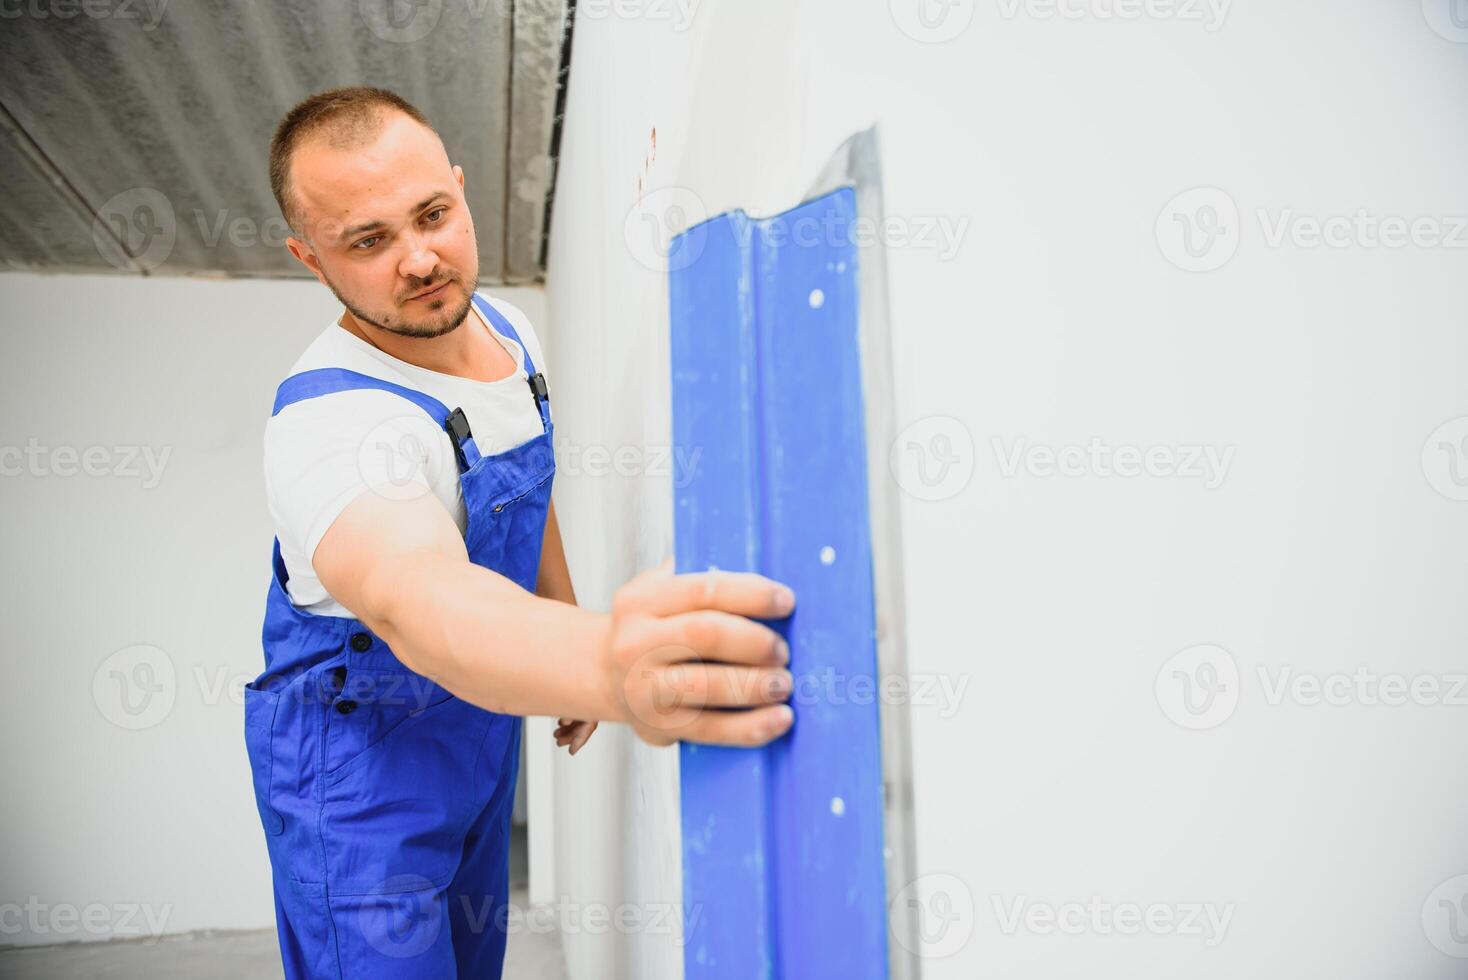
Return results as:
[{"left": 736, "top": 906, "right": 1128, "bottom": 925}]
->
[
  {"left": 0, "top": 274, "right": 546, "bottom": 947},
  {"left": 544, "top": 2, "right": 1468, "bottom": 977}
]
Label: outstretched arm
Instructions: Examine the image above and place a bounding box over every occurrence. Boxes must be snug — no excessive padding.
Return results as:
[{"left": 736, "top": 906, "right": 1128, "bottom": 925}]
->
[{"left": 313, "top": 487, "right": 796, "bottom": 747}]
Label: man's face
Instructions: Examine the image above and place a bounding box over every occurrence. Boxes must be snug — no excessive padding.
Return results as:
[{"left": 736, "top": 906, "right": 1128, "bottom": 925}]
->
[{"left": 286, "top": 111, "right": 479, "bottom": 338}]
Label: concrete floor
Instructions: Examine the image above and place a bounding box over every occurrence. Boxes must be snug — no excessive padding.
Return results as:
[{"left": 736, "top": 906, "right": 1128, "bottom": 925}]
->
[{"left": 0, "top": 829, "right": 568, "bottom": 980}]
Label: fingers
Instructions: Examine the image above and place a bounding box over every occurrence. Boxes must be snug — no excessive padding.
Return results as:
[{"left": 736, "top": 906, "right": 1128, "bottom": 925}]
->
[
  {"left": 617, "top": 654, "right": 793, "bottom": 746},
  {"left": 620, "top": 559, "right": 796, "bottom": 621},
  {"left": 648, "top": 662, "right": 792, "bottom": 709},
  {"left": 680, "top": 704, "right": 794, "bottom": 748},
  {"left": 606, "top": 557, "right": 800, "bottom": 750},
  {"left": 570, "top": 722, "right": 596, "bottom": 755},
  {"left": 645, "top": 610, "right": 789, "bottom": 669},
  {"left": 553, "top": 719, "right": 599, "bottom": 755}
]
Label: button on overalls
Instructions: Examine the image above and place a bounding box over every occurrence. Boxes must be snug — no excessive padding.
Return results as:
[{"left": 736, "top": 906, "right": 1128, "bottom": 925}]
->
[{"left": 244, "top": 294, "right": 554, "bottom": 979}]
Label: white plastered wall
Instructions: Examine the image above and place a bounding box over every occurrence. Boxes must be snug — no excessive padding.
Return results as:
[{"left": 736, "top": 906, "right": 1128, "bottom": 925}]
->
[{"left": 542, "top": 2, "right": 1468, "bottom": 978}]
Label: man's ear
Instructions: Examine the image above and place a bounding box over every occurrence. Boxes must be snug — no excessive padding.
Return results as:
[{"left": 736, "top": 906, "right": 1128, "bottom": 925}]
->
[
  {"left": 453, "top": 164, "right": 465, "bottom": 190},
  {"left": 286, "top": 236, "right": 328, "bottom": 287}
]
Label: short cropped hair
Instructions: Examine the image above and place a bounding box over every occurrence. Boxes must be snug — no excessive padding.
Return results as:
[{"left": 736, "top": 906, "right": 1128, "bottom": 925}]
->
[{"left": 268, "top": 86, "right": 433, "bottom": 234}]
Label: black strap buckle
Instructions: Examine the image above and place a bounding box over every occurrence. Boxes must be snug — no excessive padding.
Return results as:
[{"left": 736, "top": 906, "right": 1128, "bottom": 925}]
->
[
  {"left": 445, "top": 407, "right": 473, "bottom": 471},
  {"left": 445, "top": 406, "right": 472, "bottom": 444},
  {"left": 527, "top": 372, "right": 549, "bottom": 404}
]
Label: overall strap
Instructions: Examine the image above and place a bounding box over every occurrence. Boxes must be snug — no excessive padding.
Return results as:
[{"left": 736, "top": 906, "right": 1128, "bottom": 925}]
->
[
  {"left": 273, "top": 367, "right": 451, "bottom": 420},
  {"left": 472, "top": 293, "right": 551, "bottom": 431},
  {"left": 271, "top": 367, "right": 484, "bottom": 471}
]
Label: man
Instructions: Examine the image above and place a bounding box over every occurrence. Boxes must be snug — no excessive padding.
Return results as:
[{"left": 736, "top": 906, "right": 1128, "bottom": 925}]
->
[{"left": 244, "top": 86, "right": 795, "bottom": 980}]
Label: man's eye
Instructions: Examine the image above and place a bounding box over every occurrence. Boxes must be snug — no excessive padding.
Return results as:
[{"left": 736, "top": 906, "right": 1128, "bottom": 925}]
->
[
  {"left": 353, "top": 236, "right": 382, "bottom": 250},
  {"left": 425, "top": 208, "right": 447, "bottom": 223}
]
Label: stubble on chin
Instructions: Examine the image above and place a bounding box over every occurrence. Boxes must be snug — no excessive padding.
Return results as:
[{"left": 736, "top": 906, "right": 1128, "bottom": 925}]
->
[{"left": 336, "top": 281, "right": 475, "bottom": 340}]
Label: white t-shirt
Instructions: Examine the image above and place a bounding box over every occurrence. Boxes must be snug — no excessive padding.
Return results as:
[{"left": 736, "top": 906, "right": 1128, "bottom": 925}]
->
[{"left": 264, "top": 292, "right": 549, "bottom": 617}]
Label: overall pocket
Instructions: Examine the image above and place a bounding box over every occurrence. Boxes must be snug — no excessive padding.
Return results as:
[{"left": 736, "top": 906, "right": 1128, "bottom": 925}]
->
[
  {"left": 322, "top": 667, "right": 457, "bottom": 784},
  {"left": 464, "top": 471, "right": 554, "bottom": 576},
  {"left": 488, "top": 471, "right": 552, "bottom": 515},
  {"left": 243, "top": 682, "right": 284, "bottom": 836},
  {"left": 319, "top": 699, "right": 503, "bottom": 892}
]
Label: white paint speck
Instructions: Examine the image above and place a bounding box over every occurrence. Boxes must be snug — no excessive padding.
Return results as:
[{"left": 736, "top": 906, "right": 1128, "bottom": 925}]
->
[
  {"left": 820, "top": 546, "right": 836, "bottom": 565},
  {"left": 836, "top": 261, "right": 847, "bottom": 273},
  {"left": 830, "top": 796, "right": 845, "bottom": 816},
  {"left": 808, "top": 288, "right": 825, "bottom": 309}
]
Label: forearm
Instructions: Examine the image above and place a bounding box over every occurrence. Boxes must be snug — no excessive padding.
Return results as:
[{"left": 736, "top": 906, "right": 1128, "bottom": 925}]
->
[{"left": 371, "top": 549, "right": 616, "bottom": 722}]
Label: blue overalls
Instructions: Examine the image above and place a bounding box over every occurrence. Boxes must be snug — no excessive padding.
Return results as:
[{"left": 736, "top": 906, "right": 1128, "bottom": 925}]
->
[{"left": 244, "top": 294, "right": 554, "bottom": 979}]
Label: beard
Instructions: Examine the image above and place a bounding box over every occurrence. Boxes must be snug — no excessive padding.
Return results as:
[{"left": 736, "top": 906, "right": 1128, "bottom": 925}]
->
[{"left": 327, "top": 271, "right": 478, "bottom": 339}]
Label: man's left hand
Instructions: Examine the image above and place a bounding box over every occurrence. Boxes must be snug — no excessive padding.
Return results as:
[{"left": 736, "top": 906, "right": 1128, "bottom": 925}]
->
[{"left": 553, "top": 717, "right": 598, "bottom": 755}]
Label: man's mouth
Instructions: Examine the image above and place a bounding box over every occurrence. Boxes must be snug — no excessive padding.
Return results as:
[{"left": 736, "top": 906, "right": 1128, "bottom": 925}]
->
[{"left": 406, "top": 280, "right": 452, "bottom": 302}]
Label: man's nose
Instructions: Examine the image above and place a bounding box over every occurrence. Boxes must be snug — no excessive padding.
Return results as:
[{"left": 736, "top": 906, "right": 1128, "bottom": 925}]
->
[{"left": 398, "top": 233, "right": 439, "bottom": 282}]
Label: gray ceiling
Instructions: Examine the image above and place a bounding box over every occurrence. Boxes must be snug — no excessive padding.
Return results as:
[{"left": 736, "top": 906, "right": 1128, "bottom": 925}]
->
[{"left": 0, "top": 0, "right": 571, "bottom": 284}]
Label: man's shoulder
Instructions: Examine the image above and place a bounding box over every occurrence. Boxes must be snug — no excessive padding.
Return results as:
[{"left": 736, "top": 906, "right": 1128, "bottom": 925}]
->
[
  {"left": 284, "top": 319, "right": 376, "bottom": 377},
  {"left": 265, "top": 322, "right": 413, "bottom": 444},
  {"left": 269, "top": 319, "right": 420, "bottom": 416}
]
